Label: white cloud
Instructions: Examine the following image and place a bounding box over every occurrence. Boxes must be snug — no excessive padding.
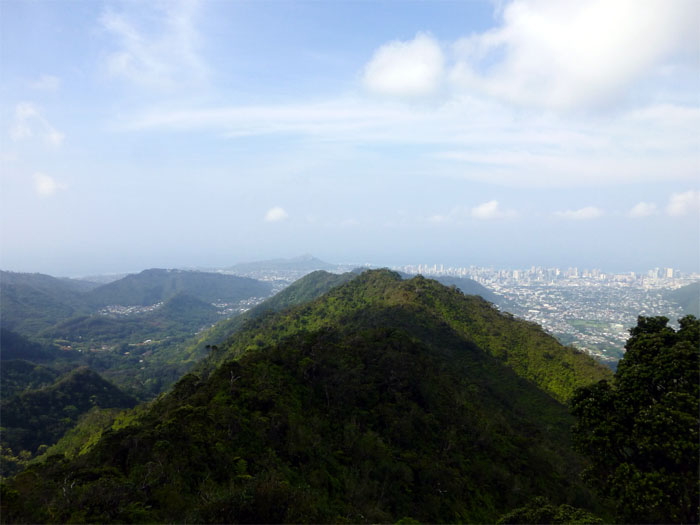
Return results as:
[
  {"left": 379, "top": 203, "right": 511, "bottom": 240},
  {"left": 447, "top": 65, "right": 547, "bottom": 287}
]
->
[
  {"left": 471, "top": 200, "right": 516, "bottom": 220},
  {"left": 264, "top": 207, "right": 288, "bottom": 223},
  {"left": 10, "top": 103, "right": 64, "bottom": 147},
  {"left": 666, "top": 190, "right": 700, "bottom": 216},
  {"left": 100, "top": 1, "right": 206, "bottom": 90},
  {"left": 554, "top": 206, "right": 604, "bottom": 220},
  {"left": 628, "top": 202, "right": 657, "bottom": 218},
  {"left": 363, "top": 33, "right": 444, "bottom": 97},
  {"left": 33, "top": 173, "right": 65, "bottom": 197},
  {"left": 29, "top": 74, "right": 61, "bottom": 91},
  {"left": 451, "top": 0, "right": 698, "bottom": 109},
  {"left": 115, "top": 96, "right": 699, "bottom": 188}
]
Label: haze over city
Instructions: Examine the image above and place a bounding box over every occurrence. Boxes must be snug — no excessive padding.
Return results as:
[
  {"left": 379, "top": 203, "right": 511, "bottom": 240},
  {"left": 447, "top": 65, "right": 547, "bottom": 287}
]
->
[{"left": 2, "top": 0, "right": 698, "bottom": 276}]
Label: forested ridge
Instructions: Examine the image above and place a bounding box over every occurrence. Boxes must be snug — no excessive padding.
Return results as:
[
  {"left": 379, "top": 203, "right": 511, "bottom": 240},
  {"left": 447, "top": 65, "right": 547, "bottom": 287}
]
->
[
  {"left": 2, "top": 270, "right": 695, "bottom": 523},
  {"left": 2, "top": 270, "right": 611, "bottom": 523}
]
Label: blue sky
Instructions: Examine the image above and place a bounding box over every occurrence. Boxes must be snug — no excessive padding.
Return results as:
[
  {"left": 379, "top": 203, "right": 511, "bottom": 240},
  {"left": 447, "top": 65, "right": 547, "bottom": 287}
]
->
[{"left": 1, "top": 0, "right": 698, "bottom": 276}]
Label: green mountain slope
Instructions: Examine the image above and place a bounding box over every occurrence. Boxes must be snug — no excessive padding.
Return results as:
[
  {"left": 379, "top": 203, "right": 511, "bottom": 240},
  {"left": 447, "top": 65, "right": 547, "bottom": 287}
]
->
[
  {"left": 0, "top": 273, "right": 87, "bottom": 334},
  {"left": 665, "top": 281, "right": 700, "bottom": 317},
  {"left": 43, "top": 293, "right": 220, "bottom": 345},
  {"left": 0, "top": 271, "right": 94, "bottom": 297},
  {"left": 1, "top": 367, "right": 137, "bottom": 457},
  {"left": 189, "top": 270, "right": 358, "bottom": 355},
  {"left": 1, "top": 270, "right": 610, "bottom": 523},
  {"left": 432, "top": 275, "right": 499, "bottom": 302},
  {"left": 0, "top": 360, "right": 60, "bottom": 398},
  {"left": 206, "top": 270, "right": 610, "bottom": 403},
  {"left": 86, "top": 268, "right": 272, "bottom": 307},
  {"left": 0, "top": 328, "right": 63, "bottom": 362}
]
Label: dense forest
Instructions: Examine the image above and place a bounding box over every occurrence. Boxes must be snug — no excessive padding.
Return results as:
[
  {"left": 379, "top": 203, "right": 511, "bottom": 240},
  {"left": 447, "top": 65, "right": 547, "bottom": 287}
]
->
[
  {"left": 0, "top": 269, "right": 369, "bottom": 474},
  {"left": 2, "top": 270, "right": 616, "bottom": 523},
  {"left": 1, "top": 269, "right": 696, "bottom": 523}
]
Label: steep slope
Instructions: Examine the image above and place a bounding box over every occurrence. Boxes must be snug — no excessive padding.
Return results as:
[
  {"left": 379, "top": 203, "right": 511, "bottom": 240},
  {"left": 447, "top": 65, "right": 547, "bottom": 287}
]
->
[
  {"left": 188, "top": 270, "right": 358, "bottom": 355},
  {"left": 0, "top": 360, "right": 60, "bottom": 398},
  {"left": 1, "top": 270, "right": 610, "bottom": 523},
  {"left": 397, "top": 272, "right": 509, "bottom": 309},
  {"left": 0, "top": 328, "right": 63, "bottom": 362},
  {"left": 86, "top": 268, "right": 272, "bottom": 307},
  {"left": 0, "top": 272, "right": 88, "bottom": 334},
  {"left": 432, "top": 274, "right": 496, "bottom": 300},
  {"left": 206, "top": 270, "right": 610, "bottom": 403},
  {"left": 665, "top": 281, "right": 700, "bottom": 317},
  {"left": 1, "top": 367, "right": 137, "bottom": 457}
]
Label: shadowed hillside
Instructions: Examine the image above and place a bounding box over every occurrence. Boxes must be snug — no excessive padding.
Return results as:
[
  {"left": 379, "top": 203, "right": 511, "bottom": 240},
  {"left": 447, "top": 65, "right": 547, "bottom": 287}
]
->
[{"left": 1, "top": 270, "right": 611, "bottom": 523}]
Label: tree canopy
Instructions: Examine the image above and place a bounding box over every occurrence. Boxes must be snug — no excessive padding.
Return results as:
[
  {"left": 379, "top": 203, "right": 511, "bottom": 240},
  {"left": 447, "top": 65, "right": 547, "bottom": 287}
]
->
[{"left": 571, "top": 315, "right": 699, "bottom": 524}]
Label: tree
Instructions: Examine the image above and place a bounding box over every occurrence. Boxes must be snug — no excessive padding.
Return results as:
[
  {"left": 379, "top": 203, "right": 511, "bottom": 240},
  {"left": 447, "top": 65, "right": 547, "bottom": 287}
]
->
[{"left": 571, "top": 315, "right": 699, "bottom": 524}]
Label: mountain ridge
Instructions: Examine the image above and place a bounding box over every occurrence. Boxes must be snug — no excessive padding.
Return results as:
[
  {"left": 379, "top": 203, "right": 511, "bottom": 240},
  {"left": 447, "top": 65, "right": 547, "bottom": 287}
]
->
[{"left": 1, "top": 270, "right": 609, "bottom": 523}]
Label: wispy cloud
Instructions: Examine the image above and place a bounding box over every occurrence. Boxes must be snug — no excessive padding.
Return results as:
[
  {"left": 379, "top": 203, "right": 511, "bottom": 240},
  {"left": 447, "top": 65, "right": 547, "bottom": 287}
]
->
[
  {"left": 10, "top": 103, "right": 64, "bottom": 147},
  {"left": 103, "top": 1, "right": 698, "bottom": 192},
  {"left": 99, "top": 1, "right": 206, "bottom": 91},
  {"left": 33, "top": 173, "right": 65, "bottom": 197},
  {"left": 666, "top": 190, "right": 700, "bottom": 217},
  {"left": 264, "top": 207, "right": 288, "bottom": 223},
  {"left": 363, "top": 33, "right": 444, "bottom": 97},
  {"left": 471, "top": 200, "right": 516, "bottom": 220},
  {"left": 115, "top": 97, "right": 699, "bottom": 188},
  {"left": 29, "top": 74, "right": 61, "bottom": 91},
  {"left": 628, "top": 202, "right": 657, "bottom": 218},
  {"left": 426, "top": 201, "right": 516, "bottom": 223},
  {"left": 554, "top": 206, "right": 604, "bottom": 220}
]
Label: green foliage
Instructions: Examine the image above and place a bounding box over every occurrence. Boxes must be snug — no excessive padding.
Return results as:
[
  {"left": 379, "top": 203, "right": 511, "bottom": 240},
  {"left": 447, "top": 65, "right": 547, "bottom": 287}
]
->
[
  {"left": 1, "top": 270, "right": 609, "bottom": 523},
  {"left": 205, "top": 270, "right": 611, "bottom": 403},
  {"left": 191, "top": 270, "right": 357, "bottom": 354},
  {"left": 571, "top": 315, "right": 699, "bottom": 523},
  {"left": 0, "top": 360, "right": 59, "bottom": 398},
  {"left": 0, "top": 271, "right": 89, "bottom": 334},
  {"left": 0, "top": 328, "right": 64, "bottom": 362},
  {"left": 496, "top": 496, "right": 603, "bottom": 524},
  {"left": 1, "top": 367, "right": 137, "bottom": 473},
  {"left": 1, "top": 269, "right": 278, "bottom": 400},
  {"left": 31, "top": 407, "right": 129, "bottom": 462}
]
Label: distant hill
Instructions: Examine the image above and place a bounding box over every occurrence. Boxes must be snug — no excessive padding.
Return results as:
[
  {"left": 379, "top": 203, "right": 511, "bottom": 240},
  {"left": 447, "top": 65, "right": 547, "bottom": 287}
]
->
[
  {"left": 0, "top": 271, "right": 89, "bottom": 334},
  {"left": 397, "top": 272, "right": 506, "bottom": 307},
  {"left": 1, "top": 271, "right": 97, "bottom": 296},
  {"left": 86, "top": 268, "right": 272, "bottom": 307},
  {"left": 156, "top": 292, "right": 220, "bottom": 324},
  {"left": 0, "top": 269, "right": 275, "bottom": 401},
  {"left": 1, "top": 367, "right": 137, "bottom": 458},
  {"left": 42, "top": 293, "right": 220, "bottom": 346},
  {"left": 224, "top": 254, "right": 337, "bottom": 275},
  {"left": 665, "top": 281, "right": 700, "bottom": 317},
  {"left": 75, "top": 273, "right": 129, "bottom": 285},
  {"left": 2, "top": 270, "right": 610, "bottom": 523},
  {"left": 57, "top": 277, "right": 102, "bottom": 292}
]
